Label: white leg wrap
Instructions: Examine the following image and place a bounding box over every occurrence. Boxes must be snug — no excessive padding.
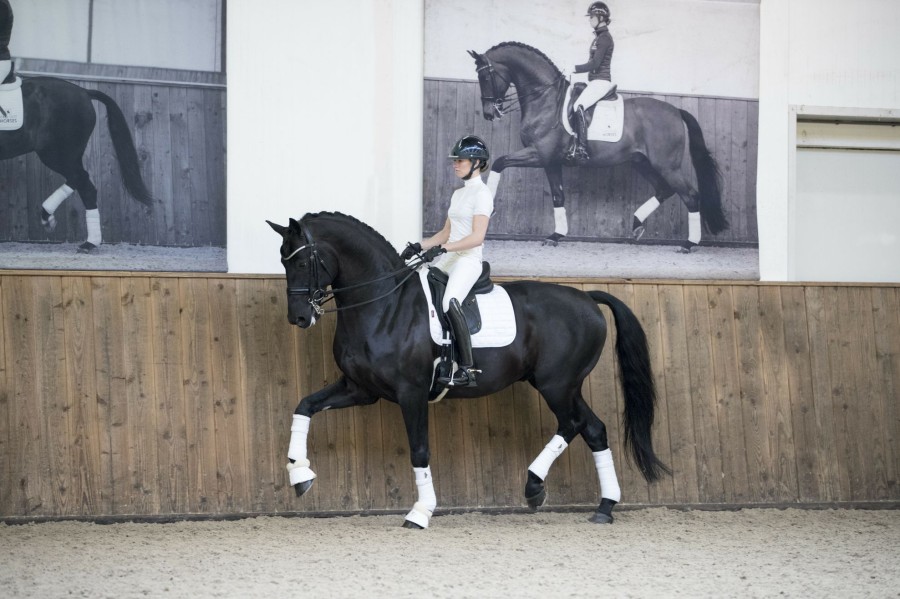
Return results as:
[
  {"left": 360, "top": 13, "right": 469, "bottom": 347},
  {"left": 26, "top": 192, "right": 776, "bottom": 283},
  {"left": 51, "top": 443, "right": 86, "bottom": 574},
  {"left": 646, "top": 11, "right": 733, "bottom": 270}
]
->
[
  {"left": 593, "top": 449, "right": 621, "bottom": 502},
  {"left": 42, "top": 184, "right": 75, "bottom": 215},
  {"left": 486, "top": 170, "right": 501, "bottom": 197},
  {"left": 688, "top": 211, "right": 701, "bottom": 245},
  {"left": 553, "top": 207, "right": 568, "bottom": 236},
  {"left": 634, "top": 196, "right": 660, "bottom": 223},
  {"left": 528, "top": 434, "right": 568, "bottom": 481},
  {"left": 85, "top": 209, "right": 102, "bottom": 246},
  {"left": 286, "top": 414, "right": 316, "bottom": 485},
  {"left": 405, "top": 466, "right": 437, "bottom": 528}
]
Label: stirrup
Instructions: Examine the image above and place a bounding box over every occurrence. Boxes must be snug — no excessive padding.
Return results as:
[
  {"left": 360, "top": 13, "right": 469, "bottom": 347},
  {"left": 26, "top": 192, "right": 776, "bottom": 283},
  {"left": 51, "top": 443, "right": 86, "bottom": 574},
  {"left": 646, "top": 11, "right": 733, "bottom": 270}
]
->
[{"left": 437, "top": 367, "right": 480, "bottom": 387}]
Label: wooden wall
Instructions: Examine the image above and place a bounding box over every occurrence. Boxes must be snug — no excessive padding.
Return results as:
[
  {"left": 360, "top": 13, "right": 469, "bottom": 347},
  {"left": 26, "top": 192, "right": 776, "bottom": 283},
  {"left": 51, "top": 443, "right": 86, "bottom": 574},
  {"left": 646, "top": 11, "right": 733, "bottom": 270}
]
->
[
  {"left": 0, "top": 60, "right": 226, "bottom": 247},
  {"left": 424, "top": 78, "right": 758, "bottom": 245},
  {"left": 1, "top": 271, "right": 897, "bottom": 520}
]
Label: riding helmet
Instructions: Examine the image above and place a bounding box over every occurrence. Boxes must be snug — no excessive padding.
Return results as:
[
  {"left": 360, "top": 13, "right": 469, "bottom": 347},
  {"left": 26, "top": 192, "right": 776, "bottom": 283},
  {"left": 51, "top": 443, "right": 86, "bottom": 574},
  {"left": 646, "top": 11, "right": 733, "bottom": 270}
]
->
[
  {"left": 586, "top": 1, "right": 611, "bottom": 22},
  {"left": 448, "top": 135, "right": 490, "bottom": 162}
]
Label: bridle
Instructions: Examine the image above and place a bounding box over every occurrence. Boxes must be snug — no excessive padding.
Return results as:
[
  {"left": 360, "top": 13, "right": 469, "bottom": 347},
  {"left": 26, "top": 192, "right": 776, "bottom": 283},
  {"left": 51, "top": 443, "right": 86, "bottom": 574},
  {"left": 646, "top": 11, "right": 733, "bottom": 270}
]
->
[
  {"left": 282, "top": 227, "right": 423, "bottom": 315},
  {"left": 476, "top": 56, "right": 564, "bottom": 118}
]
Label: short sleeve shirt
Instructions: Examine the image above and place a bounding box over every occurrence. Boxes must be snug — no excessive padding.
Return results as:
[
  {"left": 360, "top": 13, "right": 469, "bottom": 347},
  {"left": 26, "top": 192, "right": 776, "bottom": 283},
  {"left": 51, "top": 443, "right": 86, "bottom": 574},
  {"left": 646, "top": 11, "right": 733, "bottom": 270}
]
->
[{"left": 447, "top": 176, "right": 493, "bottom": 260}]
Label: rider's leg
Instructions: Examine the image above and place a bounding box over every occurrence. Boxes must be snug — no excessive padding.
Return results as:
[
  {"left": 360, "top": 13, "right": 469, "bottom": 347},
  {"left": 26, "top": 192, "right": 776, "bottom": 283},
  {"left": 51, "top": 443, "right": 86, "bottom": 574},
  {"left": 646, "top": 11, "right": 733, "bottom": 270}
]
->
[
  {"left": 569, "top": 79, "right": 612, "bottom": 161},
  {"left": 438, "top": 255, "right": 483, "bottom": 386}
]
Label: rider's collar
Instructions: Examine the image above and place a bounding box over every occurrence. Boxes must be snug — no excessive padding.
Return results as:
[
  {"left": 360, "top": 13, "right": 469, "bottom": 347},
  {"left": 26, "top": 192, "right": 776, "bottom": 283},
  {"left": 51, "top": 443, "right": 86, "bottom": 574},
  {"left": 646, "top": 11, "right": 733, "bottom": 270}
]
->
[{"left": 464, "top": 175, "right": 484, "bottom": 187}]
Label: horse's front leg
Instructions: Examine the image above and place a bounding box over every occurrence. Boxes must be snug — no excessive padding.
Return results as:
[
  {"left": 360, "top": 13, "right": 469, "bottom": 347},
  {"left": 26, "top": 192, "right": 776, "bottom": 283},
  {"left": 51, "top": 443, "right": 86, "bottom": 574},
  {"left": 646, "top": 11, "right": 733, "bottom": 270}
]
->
[
  {"left": 397, "top": 390, "right": 436, "bottom": 529},
  {"left": 287, "top": 376, "right": 376, "bottom": 497},
  {"left": 487, "top": 146, "right": 543, "bottom": 198},
  {"left": 542, "top": 163, "right": 567, "bottom": 246}
]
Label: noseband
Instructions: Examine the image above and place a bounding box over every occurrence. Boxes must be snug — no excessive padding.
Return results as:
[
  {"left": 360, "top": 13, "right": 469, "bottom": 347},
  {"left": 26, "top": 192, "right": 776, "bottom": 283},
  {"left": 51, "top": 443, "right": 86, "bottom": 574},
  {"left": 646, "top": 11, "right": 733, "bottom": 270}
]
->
[{"left": 282, "top": 227, "right": 424, "bottom": 315}]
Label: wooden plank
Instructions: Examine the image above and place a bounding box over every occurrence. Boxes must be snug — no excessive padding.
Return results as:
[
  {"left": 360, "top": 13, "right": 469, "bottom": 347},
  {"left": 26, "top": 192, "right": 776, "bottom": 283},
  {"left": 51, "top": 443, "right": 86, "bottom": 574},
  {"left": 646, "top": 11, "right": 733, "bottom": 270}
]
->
[
  {"left": 206, "top": 279, "right": 249, "bottom": 512},
  {"left": 32, "top": 276, "right": 73, "bottom": 515},
  {"left": 779, "top": 287, "right": 821, "bottom": 501},
  {"left": 729, "top": 100, "right": 749, "bottom": 242},
  {"left": 821, "top": 288, "right": 854, "bottom": 500},
  {"left": 513, "top": 381, "right": 548, "bottom": 505},
  {"left": 167, "top": 86, "right": 194, "bottom": 246},
  {"left": 119, "top": 277, "right": 161, "bottom": 515},
  {"left": 487, "top": 385, "right": 521, "bottom": 507},
  {"left": 803, "top": 286, "right": 844, "bottom": 500},
  {"left": 870, "top": 288, "right": 899, "bottom": 499},
  {"left": 657, "top": 284, "right": 700, "bottom": 503},
  {"left": 745, "top": 102, "right": 760, "bottom": 241},
  {"left": 149, "top": 277, "right": 189, "bottom": 514},
  {"left": 203, "top": 89, "right": 228, "bottom": 248},
  {"left": 186, "top": 87, "right": 212, "bottom": 247},
  {"left": 732, "top": 286, "right": 774, "bottom": 502},
  {"left": 379, "top": 400, "right": 410, "bottom": 511},
  {"left": 683, "top": 285, "right": 725, "bottom": 502},
  {"left": 178, "top": 278, "right": 218, "bottom": 513},
  {"left": 0, "top": 279, "right": 9, "bottom": 514},
  {"left": 707, "top": 285, "right": 750, "bottom": 502},
  {"left": 757, "top": 286, "right": 799, "bottom": 502}
]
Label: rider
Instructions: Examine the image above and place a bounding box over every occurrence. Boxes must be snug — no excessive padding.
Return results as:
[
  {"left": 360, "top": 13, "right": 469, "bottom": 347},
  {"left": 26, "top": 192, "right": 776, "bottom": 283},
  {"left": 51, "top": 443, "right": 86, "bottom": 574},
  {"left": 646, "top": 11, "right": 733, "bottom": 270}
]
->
[
  {"left": 567, "top": 1, "right": 615, "bottom": 162},
  {"left": 400, "top": 135, "right": 493, "bottom": 387},
  {"left": 0, "top": 0, "right": 13, "bottom": 84}
]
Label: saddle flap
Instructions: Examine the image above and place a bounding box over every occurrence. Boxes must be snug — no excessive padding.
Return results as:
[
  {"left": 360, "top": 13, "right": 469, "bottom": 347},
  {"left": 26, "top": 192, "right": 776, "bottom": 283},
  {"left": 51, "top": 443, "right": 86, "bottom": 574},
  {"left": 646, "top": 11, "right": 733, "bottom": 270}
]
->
[
  {"left": 0, "top": 76, "right": 24, "bottom": 131},
  {"left": 566, "top": 83, "right": 618, "bottom": 130},
  {"left": 426, "top": 262, "right": 493, "bottom": 335}
]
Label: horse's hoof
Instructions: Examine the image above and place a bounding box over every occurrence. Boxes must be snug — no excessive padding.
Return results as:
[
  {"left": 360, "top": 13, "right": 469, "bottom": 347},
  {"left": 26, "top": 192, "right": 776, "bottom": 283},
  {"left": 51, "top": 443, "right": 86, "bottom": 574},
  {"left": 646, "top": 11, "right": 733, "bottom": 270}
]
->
[
  {"left": 542, "top": 233, "right": 564, "bottom": 247},
  {"left": 678, "top": 242, "right": 696, "bottom": 254},
  {"left": 40, "top": 209, "right": 57, "bottom": 232},
  {"left": 632, "top": 225, "right": 645, "bottom": 241},
  {"left": 589, "top": 511, "right": 614, "bottom": 524},
  {"left": 77, "top": 242, "right": 98, "bottom": 254},
  {"left": 401, "top": 520, "right": 424, "bottom": 530},
  {"left": 525, "top": 488, "right": 547, "bottom": 510},
  {"left": 293, "top": 479, "right": 314, "bottom": 497}
]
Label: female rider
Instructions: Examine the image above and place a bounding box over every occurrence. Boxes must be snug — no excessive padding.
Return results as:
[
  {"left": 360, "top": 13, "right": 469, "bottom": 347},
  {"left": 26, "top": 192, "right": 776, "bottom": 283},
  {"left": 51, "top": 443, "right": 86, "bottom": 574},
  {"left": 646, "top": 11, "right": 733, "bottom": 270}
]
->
[{"left": 401, "top": 135, "right": 493, "bottom": 387}]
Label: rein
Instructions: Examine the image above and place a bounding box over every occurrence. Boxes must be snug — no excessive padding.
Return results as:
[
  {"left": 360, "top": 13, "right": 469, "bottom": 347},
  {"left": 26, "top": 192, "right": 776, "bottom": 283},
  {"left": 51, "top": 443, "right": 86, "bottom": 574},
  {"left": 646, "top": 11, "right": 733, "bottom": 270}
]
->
[
  {"left": 477, "top": 58, "right": 564, "bottom": 117},
  {"left": 282, "top": 230, "right": 427, "bottom": 316}
]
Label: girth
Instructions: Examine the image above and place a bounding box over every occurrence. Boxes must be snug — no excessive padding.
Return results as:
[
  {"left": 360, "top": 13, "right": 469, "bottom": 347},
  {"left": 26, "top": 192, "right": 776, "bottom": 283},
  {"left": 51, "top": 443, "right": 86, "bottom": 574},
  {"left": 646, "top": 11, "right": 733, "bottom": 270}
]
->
[
  {"left": 427, "top": 262, "right": 494, "bottom": 335},
  {"left": 566, "top": 82, "right": 618, "bottom": 131}
]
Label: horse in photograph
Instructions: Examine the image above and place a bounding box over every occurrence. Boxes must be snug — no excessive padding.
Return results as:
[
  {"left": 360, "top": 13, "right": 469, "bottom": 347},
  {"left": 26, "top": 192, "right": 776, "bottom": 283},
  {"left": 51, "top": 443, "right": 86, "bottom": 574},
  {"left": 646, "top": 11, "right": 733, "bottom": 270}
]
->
[
  {"left": 268, "top": 212, "right": 669, "bottom": 529},
  {"left": 469, "top": 42, "right": 728, "bottom": 251},
  {"left": 0, "top": 76, "right": 154, "bottom": 252}
]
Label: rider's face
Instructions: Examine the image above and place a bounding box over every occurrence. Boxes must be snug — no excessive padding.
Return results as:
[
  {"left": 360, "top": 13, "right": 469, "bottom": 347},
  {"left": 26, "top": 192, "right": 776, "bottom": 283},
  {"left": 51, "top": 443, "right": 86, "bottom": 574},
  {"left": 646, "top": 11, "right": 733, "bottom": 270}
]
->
[
  {"left": 453, "top": 159, "right": 474, "bottom": 179},
  {"left": 589, "top": 14, "right": 600, "bottom": 28}
]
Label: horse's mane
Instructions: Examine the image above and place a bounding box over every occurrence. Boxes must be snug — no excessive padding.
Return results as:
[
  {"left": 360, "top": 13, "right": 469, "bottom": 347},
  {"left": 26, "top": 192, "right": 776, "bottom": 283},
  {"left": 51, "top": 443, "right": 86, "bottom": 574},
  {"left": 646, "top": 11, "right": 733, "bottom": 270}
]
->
[
  {"left": 302, "top": 211, "right": 398, "bottom": 257},
  {"left": 485, "top": 41, "right": 563, "bottom": 77}
]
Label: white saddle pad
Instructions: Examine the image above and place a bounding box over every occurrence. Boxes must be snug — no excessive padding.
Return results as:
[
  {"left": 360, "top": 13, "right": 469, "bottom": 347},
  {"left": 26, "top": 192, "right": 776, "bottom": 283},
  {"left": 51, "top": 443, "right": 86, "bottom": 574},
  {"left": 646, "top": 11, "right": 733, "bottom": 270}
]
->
[
  {"left": 561, "top": 85, "right": 624, "bottom": 143},
  {"left": 418, "top": 267, "right": 517, "bottom": 348},
  {"left": 0, "top": 77, "right": 24, "bottom": 131}
]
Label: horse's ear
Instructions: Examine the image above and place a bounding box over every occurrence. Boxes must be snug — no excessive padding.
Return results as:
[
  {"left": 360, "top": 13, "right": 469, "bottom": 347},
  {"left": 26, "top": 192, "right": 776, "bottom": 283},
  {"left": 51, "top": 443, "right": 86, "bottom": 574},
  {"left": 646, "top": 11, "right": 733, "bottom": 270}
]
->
[
  {"left": 468, "top": 49, "right": 481, "bottom": 61},
  {"left": 266, "top": 220, "right": 288, "bottom": 236},
  {"left": 288, "top": 218, "right": 302, "bottom": 233}
]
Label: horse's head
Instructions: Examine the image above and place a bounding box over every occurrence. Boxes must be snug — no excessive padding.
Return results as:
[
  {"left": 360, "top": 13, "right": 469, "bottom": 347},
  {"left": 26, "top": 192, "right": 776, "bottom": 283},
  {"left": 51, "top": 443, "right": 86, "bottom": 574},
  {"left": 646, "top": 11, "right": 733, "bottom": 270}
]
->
[
  {"left": 468, "top": 49, "right": 511, "bottom": 121},
  {"left": 267, "top": 217, "right": 333, "bottom": 329}
]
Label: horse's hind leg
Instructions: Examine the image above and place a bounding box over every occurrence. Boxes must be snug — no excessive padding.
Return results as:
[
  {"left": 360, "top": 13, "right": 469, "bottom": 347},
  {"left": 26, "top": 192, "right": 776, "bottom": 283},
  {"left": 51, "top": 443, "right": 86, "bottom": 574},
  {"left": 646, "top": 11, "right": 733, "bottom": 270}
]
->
[
  {"left": 37, "top": 148, "right": 101, "bottom": 252},
  {"left": 575, "top": 397, "right": 621, "bottom": 524},
  {"left": 630, "top": 155, "right": 675, "bottom": 242}
]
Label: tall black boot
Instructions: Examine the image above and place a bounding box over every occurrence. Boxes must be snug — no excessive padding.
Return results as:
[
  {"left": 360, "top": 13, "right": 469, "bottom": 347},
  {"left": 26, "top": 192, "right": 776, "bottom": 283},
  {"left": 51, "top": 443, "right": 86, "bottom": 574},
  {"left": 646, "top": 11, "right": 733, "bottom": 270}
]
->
[
  {"left": 437, "top": 298, "right": 478, "bottom": 387},
  {"left": 573, "top": 106, "right": 590, "bottom": 160}
]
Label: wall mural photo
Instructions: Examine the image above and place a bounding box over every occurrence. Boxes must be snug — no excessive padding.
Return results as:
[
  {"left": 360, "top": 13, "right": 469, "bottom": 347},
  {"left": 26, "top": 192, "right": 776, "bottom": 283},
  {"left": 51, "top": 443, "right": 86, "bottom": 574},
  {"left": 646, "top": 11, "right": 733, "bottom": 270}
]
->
[
  {"left": 424, "top": 0, "right": 761, "bottom": 279},
  {"left": 0, "top": 0, "right": 226, "bottom": 271}
]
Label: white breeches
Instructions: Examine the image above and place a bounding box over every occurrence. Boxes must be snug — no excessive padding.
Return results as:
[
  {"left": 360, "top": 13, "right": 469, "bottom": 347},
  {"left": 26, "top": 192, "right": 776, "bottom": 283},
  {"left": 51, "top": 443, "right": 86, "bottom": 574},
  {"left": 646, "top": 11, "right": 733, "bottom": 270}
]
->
[
  {"left": 435, "top": 252, "right": 483, "bottom": 313},
  {"left": 574, "top": 79, "right": 614, "bottom": 110}
]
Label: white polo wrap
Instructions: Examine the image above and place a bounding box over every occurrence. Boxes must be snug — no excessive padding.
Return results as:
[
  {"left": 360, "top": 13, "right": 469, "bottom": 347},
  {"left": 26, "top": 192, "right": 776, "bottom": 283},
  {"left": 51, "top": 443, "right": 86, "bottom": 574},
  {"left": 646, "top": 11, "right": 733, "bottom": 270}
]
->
[
  {"left": 528, "top": 434, "right": 568, "bottom": 481},
  {"left": 688, "top": 211, "right": 701, "bottom": 245},
  {"left": 287, "top": 414, "right": 310, "bottom": 462},
  {"left": 553, "top": 207, "right": 568, "bottom": 236},
  {"left": 404, "top": 466, "right": 437, "bottom": 528},
  {"left": 42, "top": 184, "right": 75, "bottom": 215},
  {"left": 85, "top": 209, "right": 102, "bottom": 246},
  {"left": 634, "top": 196, "right": 660, "bottom": 223},
  {"left": 593, "top": 449, "right": 621, "bottom": 502}
]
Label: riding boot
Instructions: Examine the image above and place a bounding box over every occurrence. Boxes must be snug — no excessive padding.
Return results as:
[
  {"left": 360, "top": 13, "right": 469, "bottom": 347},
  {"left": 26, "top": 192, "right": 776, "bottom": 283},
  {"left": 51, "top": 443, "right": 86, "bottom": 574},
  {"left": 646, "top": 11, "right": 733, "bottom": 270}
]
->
[
  {"left": 437, "top": 298, "right": 478, "bottom": 387},
  {"left": 573, "top": 107, "right": 590, "bottom": 161}
]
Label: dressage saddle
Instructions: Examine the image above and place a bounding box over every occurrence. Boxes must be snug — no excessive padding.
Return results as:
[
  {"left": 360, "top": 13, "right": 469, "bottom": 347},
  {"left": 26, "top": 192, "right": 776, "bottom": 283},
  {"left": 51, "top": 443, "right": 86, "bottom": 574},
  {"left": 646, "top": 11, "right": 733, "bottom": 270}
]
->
[
  {"left": 426, "top": 262, "right": 493, "bottom": 335},
  {"left": 566, "top": 83, "right": 619, "bottom": 133}
]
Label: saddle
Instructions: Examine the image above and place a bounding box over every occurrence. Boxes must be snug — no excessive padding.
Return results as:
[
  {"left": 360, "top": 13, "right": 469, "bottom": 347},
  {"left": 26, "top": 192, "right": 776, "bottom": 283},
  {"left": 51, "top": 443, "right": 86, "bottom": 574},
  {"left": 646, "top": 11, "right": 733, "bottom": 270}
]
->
[
  {"left": 426, "top": 262, "right": 494, "bottom": 335},
  {"left": 0, "top": 75, "right": 24, "bottom": 132},
  {"left": 566, "top": 82, "right": 618, "bottom": 132}
]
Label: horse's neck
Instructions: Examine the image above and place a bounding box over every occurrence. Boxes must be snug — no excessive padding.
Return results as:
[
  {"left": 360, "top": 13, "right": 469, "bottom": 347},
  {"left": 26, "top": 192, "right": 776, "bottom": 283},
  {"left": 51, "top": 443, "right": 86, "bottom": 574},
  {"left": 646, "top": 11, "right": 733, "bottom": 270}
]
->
[{"left": 498, "top": 50, "right": 560, "bottom": 118}]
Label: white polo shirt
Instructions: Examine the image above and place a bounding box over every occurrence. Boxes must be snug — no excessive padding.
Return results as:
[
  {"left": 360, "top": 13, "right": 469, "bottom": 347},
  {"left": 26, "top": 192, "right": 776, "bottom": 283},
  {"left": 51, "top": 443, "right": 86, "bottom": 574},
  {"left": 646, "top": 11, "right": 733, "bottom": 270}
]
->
[{"left": 446, "top": 176, "right": 493, "bottom": 261}]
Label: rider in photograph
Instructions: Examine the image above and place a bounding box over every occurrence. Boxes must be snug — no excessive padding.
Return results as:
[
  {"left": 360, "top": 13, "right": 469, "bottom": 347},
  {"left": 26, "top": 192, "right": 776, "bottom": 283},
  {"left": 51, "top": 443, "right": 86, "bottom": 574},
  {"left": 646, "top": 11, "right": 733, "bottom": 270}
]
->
[
  {"left": 401, "top": 134, "right": 493, "bottom": 387},
  {"left": 568, "top": 1, "right": 615, "bottom": 161},
  {"left": 0, "top": 0, "right": 13, "bottom": 84}
]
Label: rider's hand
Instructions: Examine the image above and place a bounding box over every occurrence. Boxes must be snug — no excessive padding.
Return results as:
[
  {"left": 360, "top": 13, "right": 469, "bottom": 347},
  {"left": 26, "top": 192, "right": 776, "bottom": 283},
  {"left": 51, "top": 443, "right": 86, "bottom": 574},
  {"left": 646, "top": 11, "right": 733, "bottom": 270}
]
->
[
  {"left": 421, "top": 245, "right": 446, "bottom": 263},
  {"left": 399, "top": 242, "right": 422, "bottom": 261}
]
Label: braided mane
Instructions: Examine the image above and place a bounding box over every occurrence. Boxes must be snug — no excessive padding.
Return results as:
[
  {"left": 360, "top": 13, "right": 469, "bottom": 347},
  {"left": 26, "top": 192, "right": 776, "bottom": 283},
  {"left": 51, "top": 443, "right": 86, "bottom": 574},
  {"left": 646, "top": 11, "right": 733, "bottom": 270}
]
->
[
  {"left": 302, "top": 211, "right": 398, "bottom": 257},
  {"left": 485, "top": 41, "right": 563, "bottom": 77}
]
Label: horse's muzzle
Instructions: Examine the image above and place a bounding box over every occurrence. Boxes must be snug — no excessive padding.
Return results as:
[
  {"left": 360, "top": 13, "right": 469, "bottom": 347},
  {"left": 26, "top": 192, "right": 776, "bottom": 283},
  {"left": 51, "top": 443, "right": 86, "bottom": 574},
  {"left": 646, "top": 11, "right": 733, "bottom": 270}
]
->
[{"left": 288, "top": 313, "right": 316, "bottom": 329}]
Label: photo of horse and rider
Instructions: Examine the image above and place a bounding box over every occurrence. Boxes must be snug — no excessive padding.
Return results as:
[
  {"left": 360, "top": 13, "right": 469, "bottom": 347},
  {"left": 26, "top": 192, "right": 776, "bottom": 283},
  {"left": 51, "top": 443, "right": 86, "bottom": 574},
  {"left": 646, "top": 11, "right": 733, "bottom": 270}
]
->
[
  {"left": 424, "top": 0, "right": 760, "bottom": 280},
  {"left": 0, "top": 0, "right": 226, "bottom": 271}
]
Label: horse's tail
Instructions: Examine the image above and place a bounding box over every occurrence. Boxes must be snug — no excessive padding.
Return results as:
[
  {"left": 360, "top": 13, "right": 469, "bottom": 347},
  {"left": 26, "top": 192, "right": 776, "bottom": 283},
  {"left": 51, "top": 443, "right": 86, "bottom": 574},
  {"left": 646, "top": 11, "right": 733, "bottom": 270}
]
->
[
  {"left": 679, "top": 109, "right": 727, "bottom": 235},
  {"left": 87, "top": 90, "right": 155, "bottom": 211},
  {"left": 588, "top": 290, "right": 671, "bottom": 483}
]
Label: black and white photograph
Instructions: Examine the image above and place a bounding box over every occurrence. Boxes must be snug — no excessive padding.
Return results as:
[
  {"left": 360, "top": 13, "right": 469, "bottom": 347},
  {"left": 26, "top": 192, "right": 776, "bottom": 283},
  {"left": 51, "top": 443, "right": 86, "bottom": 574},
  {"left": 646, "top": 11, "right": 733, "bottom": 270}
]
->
[
  {"left": 424, "top": 0, "right": 760, "bottom": 279},
  {"left": 0, "top": 0, "right": 226, "bottom": 271}
]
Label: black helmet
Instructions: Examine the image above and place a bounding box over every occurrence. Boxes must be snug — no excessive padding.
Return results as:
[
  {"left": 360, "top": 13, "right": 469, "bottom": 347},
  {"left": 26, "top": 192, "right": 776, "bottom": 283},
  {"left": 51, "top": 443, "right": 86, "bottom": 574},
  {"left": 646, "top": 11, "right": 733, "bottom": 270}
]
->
[
  {"left": 448, "top": 135, "right": 490, "bottom": 162},
  {"left": 586, "top": 2, "right": 611, "bottom": 22}
]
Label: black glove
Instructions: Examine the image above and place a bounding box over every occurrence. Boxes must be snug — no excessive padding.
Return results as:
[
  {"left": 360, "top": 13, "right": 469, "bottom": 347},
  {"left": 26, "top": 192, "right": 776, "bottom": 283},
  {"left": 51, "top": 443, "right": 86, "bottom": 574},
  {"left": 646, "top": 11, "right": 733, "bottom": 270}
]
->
[
  {"left": 399, "top": 242, "right": 422, "bottom": 261},
  {"left": 421, "top": 245, "right": 446, "bottom": 263}
]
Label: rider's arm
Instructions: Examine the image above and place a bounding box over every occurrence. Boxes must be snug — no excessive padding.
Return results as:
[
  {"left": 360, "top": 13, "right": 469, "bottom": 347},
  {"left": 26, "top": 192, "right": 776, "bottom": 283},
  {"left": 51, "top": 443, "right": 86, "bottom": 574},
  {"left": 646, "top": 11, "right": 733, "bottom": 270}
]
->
[
  {"left": 574, "top": 34, "right": 611, "bottom": 74},
  {"left": 442, "top": 215, "right": 489, "bottom": 253}
]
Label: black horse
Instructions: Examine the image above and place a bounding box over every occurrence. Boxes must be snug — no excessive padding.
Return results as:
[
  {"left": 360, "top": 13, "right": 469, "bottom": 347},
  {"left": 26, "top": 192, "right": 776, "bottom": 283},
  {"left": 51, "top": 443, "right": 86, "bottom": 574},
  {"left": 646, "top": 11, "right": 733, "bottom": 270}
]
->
[
  {"left": 469, "top": 42, "right": 728, "bottom": 250},
  {"left": 268, "top": 212, "right": 669, "bottom": 528},
  {"left": 0, "top": 76, "right": 153, "bottom": 251}
]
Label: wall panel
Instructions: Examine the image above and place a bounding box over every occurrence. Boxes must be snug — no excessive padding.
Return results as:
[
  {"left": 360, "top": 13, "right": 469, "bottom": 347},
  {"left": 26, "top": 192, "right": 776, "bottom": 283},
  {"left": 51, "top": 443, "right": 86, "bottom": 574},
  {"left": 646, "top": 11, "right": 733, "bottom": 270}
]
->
[{"left": 1, "top": 271, "right": 897, "bottom": 520}]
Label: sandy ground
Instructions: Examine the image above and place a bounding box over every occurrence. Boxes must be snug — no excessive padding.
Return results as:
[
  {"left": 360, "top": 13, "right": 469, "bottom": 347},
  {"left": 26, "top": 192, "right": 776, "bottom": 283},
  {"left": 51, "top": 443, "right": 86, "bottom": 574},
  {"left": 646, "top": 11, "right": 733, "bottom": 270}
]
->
[
  {"left": 2, "top": 508, "right": 897, "bottom": 598},
  {"left": 0, "top": 240, "right": 757, "bottom": 280}
]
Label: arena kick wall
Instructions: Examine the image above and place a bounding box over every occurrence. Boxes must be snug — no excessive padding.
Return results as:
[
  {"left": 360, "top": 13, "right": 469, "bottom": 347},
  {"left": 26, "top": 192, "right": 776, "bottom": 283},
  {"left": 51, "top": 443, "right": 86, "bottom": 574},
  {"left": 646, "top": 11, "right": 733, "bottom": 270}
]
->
[{"left": 1, "top": 271, "right": 897, "bottom": 521}]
